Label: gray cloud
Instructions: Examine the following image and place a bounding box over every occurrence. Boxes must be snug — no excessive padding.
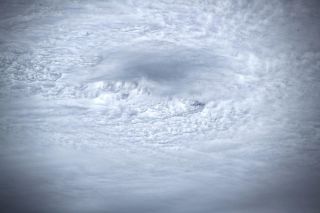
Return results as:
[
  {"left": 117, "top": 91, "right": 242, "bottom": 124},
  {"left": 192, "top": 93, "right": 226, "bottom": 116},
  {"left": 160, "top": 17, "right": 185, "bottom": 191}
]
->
[{"left": 1, "top": 0, "right": 320, "bottom": 213}]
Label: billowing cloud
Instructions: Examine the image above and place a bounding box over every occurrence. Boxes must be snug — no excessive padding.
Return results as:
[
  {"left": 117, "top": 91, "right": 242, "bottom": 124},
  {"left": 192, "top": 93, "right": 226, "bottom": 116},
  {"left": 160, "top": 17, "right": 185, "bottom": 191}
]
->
[{"left": 0, "top": 0, "right": 320, "bottom": 212}]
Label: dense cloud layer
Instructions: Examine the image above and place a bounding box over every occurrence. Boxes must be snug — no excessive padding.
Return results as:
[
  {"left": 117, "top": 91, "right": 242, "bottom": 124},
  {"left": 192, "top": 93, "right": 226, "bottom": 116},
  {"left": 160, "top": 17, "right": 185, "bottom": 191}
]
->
[{"left": 0, "top": 0, "right": 320, "bottom": 212}]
